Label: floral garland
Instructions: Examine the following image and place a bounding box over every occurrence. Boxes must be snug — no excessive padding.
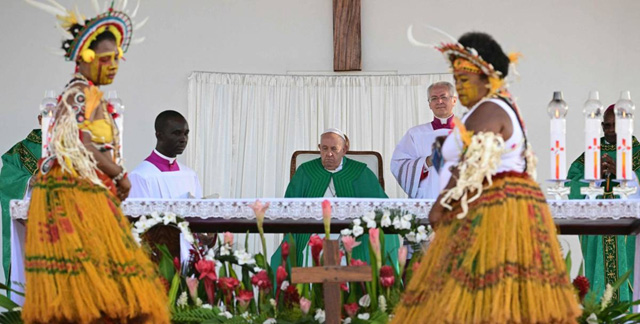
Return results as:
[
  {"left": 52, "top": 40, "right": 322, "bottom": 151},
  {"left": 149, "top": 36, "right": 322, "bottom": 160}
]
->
[
  {"left": 339, "top": 209, "right": 431, "bottom": 245},
  {"left": 131, "top": 211, "right": 195, "bottom": 246}
]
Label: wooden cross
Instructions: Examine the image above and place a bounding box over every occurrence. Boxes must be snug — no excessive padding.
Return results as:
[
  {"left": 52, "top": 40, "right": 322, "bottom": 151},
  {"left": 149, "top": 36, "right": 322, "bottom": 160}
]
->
[
  {"left": 291, "top": 239, "right": 372, "bottom": 324},
  {"left": 333, "top": 0, "right": 361, "bottom": 71}
]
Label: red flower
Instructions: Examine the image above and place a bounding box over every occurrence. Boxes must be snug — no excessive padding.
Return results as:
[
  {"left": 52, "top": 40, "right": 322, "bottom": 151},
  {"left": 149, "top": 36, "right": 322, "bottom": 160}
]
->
[
  {"left": 251, "top": 270, "right": 272, "bottom": 292},
  {"left": 236, "top": 289, "right": 254, "bottom": 308},
  {"left": 282, "top": 241, "right": 290, "bottom": 263},
  {"left": 195, "top": 259, "right": 217, "bottom": 281},
  {"left": 217, "top": 277, "right": 240, "bottom": 292},
  {"left": 380, "top": 265, "right": 395, "bottom": 288},
  {"left": 283, "top": 284, "right": 300, "bottom": 307},
  {"left": 276, "top": 265, "right": 288, "bottom": 286},
  {"left": 572, "top": 275, "right": 590, "bottom": 301},
  {"left": 158, "top": 276, "right": 170, "bottom": 293},
  {"left": 309, "top": 234, "right": 324, "bottom": 265},
  {"left": 173, "top": 256, "right": 181, "bottom": 273},
  {"left": 351, "top": 259, "right": 367, "bottom": 267},
  {"left": 340, "top": 282, "right": 349, "bottom": 292},
  {"left": 344, "top": 302, "right": 359, "bottom": 317}
]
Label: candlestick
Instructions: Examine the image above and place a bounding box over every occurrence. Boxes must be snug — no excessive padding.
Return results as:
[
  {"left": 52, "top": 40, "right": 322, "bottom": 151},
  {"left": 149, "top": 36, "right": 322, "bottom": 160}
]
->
[
  {"left": 40, "top": 90, "right": 57, "bottom": 158},
  {"left": 614, "top": 91, "right": 635, "bottom": 181},
  {"left": 547, "top": 91, "right": 568, "bottom": 180},
  {"left": 583, "top": 91, "right": 603, "bottom": 180}
]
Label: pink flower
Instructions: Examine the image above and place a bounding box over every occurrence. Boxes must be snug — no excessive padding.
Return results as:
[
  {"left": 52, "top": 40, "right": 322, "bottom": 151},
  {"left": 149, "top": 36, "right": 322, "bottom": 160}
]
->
[
  {"left": 236, "top": 289, "right": 254, "bottom": 308},
  {"left": 369, "top": 228, "right": 381, "bottom": 268},
  {"left": 217, "top": 277, "right": 240, "bottom": 292},
  {"left": 282, "top": 241, "right": 290, "bottom": 263},
  {"left": 309, "top": 234, "right": 324, "bottom": 266},
  {"left": 186, "top": 277, "right": 199, "bottom": 301},
  {"left": 195, "top": 259, "right": 217, "bottom": 281},
  {"left": 299, "top": 297, "right": 311, "bottom": 314},
  {"left": 251, "top": 270, "right": 272, "bottom": 292},
  {"left": 276, "top": 265, "right": 288, "bottom": 287},
  {"left": 351, "top": 259, "right": 367, "bottom": 267},
  {"left": 322, "top": 199, "right": 332, "bottom": 237},
  {"left": 380, "top": 265, "right": 395, "bottom": 288},
  {"left": 344, "top": 302, "right": 359, "bottom": 317},
  {"left": 398, "top": 246, "right": 408, "bottom": 273},
  {"left": 341, "top": 235, "right": 361, "bottom": 255},
  {"left": 250, "top": 200, "right": 270, "bottom": 228},
  {"left": 223, "top": 232, "right": 234, "bottom": 245}
]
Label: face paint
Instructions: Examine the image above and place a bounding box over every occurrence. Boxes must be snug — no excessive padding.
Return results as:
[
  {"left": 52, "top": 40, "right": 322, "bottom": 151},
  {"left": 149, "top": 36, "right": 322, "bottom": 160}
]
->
[
  {"left": 454, "top": 71, "right": 488, "bottom": 108},
  {"left": 88, "top": 51, "right": 119, "bottom": 85}
]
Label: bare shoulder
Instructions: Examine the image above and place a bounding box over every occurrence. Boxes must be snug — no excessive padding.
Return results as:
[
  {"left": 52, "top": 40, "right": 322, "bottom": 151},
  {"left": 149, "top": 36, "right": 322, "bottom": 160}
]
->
[{"left": 464, "top": 100, "right": 512, "bottom": 138}]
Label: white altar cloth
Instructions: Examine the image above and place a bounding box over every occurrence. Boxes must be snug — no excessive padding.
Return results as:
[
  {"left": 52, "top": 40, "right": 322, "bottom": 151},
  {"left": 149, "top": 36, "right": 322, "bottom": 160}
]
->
[{"left": 9, "top": 198, "right": 640, "bottom": 308}]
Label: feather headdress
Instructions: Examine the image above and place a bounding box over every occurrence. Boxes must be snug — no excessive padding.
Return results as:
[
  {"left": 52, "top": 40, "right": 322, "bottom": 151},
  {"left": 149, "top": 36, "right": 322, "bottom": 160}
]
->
[{"left": 25, "top": 0, "right": 148, "bottom": 61}]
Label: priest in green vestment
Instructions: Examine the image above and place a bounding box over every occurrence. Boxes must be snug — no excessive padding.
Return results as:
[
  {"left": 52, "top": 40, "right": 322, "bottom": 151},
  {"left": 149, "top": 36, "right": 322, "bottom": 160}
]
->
[
  {"left": 271, "top": 128, "right": 398, "bottom": 274},
  {"left": 565, "top": 105, "right": 637, "bottom": 302},
  {"left": 0, "top": 128, "right": 42, "bottom": 284}
]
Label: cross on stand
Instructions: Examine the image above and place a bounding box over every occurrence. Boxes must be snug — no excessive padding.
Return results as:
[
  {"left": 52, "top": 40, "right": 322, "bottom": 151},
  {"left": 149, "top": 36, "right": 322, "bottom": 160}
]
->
[{"left": 291, "top": 239, "right": 372, "bottom": 324}]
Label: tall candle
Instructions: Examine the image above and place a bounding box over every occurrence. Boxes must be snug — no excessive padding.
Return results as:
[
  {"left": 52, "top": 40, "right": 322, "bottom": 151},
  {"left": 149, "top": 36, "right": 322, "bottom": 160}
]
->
[
  {"left": 39, "top": 90, "right": 57, "bottom": 158},
  {"left": 583, "top": 91, "right": 603, "bottom": 180},
  {"left": 614, "top": 91, "right": 635, "bottom": 180},
  {"left": 547, "top": 91, "right": 569, "bottom": 180}
]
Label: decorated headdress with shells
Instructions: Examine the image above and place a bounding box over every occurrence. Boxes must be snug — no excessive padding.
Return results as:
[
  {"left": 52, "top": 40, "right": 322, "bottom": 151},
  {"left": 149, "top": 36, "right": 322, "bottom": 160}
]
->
[{"left": 25, "top": 0, "right": 148, "bottom": 62}]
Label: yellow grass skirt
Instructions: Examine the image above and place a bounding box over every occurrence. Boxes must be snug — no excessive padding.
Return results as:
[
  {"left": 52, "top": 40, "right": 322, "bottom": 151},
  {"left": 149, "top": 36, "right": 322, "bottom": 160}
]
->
[
  {"left": 21, "top": 165, "right": 170, "bottom": 323},
  {"left": 392, "top": 172, "right": 581, "bottom": 324}
]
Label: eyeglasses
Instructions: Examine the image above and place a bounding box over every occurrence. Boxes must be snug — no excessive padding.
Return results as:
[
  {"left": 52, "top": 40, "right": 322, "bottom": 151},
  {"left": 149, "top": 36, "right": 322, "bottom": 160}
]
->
[{"left": 429, "top": 95, "right": 454, "bottom": 103}]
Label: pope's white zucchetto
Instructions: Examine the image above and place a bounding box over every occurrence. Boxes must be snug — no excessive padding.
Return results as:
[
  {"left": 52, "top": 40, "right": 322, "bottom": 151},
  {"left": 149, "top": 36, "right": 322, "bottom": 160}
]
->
[{"left": 321, "top": 128, "right": 347, "bottom": 142}]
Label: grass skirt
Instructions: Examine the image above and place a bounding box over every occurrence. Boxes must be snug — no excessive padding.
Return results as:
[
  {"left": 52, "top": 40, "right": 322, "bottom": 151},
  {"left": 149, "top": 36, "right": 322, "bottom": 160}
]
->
[
  {"left": 392, "top": 172, "right": 581, "bottom": 324},
  {"left": 21, "top": 165, "right": 170, "bottom": 323}
]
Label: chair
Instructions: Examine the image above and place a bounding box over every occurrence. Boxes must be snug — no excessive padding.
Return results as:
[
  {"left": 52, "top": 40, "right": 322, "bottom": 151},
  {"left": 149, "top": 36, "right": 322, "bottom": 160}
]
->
[{"left": 290, "top": 150, "right": 385, "bottom": 190}]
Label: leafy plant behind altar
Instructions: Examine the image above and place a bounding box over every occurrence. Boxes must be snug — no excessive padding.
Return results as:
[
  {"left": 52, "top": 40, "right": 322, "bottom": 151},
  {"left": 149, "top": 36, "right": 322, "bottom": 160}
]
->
[{"left": 145, "top": 200, "right": 429, "bottom": 323}]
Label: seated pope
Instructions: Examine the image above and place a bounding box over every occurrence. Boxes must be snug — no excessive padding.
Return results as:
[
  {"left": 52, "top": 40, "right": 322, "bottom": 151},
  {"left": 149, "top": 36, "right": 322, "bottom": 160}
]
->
[{"left": 271, "top": 128, "right": 399, "bottom": 271}]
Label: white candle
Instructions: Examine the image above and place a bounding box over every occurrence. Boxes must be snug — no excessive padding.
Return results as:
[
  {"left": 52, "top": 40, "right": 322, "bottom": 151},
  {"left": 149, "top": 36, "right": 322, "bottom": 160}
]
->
[
  {"left": 616, "top": 118, "right": 633, "bottom": 180},
  {"left": 584, "top": 119, "right": 601, "bottom": 180},
  {"left": 550, "top": 118, "right": 567, "bottom": 180}
]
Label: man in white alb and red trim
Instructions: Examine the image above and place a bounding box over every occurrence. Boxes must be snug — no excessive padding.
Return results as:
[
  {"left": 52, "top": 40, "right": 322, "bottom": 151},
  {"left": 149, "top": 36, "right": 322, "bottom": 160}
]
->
[{"left": 391, "top": 81, "right": 456, "bottom": 198}]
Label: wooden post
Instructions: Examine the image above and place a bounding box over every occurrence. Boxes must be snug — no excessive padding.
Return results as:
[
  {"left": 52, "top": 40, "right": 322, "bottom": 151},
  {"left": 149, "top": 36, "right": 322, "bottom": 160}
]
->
[
  {"left": 333, "top": 0, "right": 361, "bottom": 71},
  {"left": 291, "top": 240, "right": 372, "bottom": 324}
]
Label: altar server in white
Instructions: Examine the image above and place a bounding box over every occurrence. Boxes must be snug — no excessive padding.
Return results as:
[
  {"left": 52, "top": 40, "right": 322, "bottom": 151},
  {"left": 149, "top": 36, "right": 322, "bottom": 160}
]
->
[
  {"left": 391, "top": 81, "right": 457, "bottom": 198},
  {"left": 128, "top": 110, "right": 202, "bottom": 199}
]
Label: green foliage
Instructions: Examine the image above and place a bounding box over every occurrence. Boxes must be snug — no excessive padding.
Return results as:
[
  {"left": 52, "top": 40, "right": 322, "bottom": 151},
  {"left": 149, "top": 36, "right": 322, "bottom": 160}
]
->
[
  {"left": 157, "top": 244, "right": 176, "bottom": 281},
  {"left": 0, "top": 311, "right": 22, "bottom": 324},
  {"left": 0, "top": 294, "right": 19, "bottom": 312},
  {"left": 171, "top": 307, "right": 220, "bottom": 323}
]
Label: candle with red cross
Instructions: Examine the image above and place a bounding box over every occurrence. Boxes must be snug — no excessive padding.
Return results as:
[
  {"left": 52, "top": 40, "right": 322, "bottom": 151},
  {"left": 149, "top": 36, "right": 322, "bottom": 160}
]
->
[
  {"left": 548, "top": 91, "right": 568, "bottom": 180},
  {"left": 583, "top": 91, "right": 603, "bottom": 180},
  {"left": 615, "top": 91, "right": 635, "bottom": 180}
]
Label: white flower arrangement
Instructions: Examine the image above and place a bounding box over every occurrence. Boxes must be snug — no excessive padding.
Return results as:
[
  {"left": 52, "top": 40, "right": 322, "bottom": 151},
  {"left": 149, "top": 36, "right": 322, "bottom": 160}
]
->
[
  {"left": 314, "top": 309, "right": 326, "bottom": 323},
  {"left": 344, "top": 209, "right": 431, "bottom": 245},
  {"left": 131, "top": 211, "right": 195, "bottom": 246}
]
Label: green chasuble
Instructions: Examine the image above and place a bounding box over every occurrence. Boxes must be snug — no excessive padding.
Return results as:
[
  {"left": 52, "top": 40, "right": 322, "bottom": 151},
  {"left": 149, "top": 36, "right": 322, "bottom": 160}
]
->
[
  {"left": 566, "top": 136, "right": 640, "bottom": 302},
  {"left": 0, "top": 129, "right": 41, "bottom": 283},
  {"left": 271, "top": 157, "right": 398, "bottom": 274}
]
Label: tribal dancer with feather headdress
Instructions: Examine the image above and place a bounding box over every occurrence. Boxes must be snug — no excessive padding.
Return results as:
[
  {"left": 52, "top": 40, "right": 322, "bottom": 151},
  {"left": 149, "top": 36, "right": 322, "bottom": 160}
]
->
[
  {"left": 392, "top": 30, "right": 581, "bottom": 323},
  {"left": 22, "top": 1, "right": 168, "bottom": 322}
]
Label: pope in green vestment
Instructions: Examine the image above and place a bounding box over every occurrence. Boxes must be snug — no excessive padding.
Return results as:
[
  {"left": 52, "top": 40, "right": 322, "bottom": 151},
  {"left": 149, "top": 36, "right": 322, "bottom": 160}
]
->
[
  {"left": 566, "top": 135, "right": 639, "bottom": 302},
  {"left": 0, "top": 129, "right": 41, "bottom": 284},
  {"left": 271, "top": 156, "right": 399, "bottom": 273}
]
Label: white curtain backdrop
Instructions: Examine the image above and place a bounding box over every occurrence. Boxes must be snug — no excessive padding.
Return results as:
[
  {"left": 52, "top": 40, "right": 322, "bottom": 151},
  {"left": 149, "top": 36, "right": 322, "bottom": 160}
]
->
[
  {"left": 186, "top": 71, "right": 456, "bottom": 259},
  {"left": 186, "top": 71, "right": 457, "bottom": 199}
]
